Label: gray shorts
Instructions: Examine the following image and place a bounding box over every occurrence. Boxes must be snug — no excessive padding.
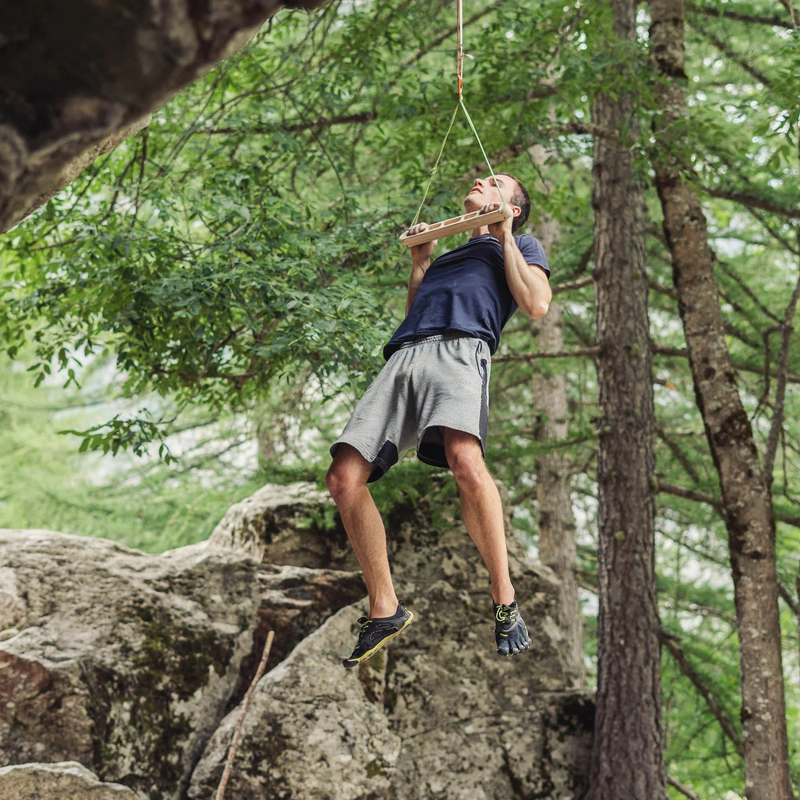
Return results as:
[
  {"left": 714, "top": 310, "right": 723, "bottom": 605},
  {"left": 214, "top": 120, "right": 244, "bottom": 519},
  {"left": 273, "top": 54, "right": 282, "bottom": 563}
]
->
[{"left": 329, "top": 333, "right": 491, "bottom": 483}]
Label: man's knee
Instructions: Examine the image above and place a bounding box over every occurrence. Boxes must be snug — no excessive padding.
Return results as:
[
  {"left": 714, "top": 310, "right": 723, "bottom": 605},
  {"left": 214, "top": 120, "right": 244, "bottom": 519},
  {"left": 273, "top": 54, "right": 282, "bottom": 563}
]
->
[
  {"left": 325, "top": 462, "right": 359, "bottom": 502},
  {"left": 446, "top": 440, "right": 488, "bottom": 489},
  {"left": 326, "top": 445, "right": 371, "bottom": 501}
]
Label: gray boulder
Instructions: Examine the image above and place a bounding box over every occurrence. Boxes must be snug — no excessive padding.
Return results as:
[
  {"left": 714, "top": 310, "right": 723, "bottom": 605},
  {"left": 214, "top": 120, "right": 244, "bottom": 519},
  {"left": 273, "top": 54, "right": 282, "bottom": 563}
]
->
[
  {"left": 209, "top": 481, "right": 357, "bottom": 570},
  {"left": 0, "top": 762, "right": 137, "bottom": 800},
  {"left": 0, "top": 478, "right": 593, "bottom": 800},
  {"left": 0, "top": 530, "right": 261, "bottom": 800},
  {"left": 190, "top": 477, "right": 594, "bottom": 799},
  {"left": 188, "top": 608, "right": 402, "bottom": 800},
  {"left": 235, "top": 563, "right": 365, "bottom": 696}
]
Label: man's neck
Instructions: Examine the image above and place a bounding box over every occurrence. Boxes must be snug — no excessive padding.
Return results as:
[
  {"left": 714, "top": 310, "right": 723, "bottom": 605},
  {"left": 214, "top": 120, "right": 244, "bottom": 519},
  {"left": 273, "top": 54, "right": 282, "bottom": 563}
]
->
[{"left": 469, "top": 226, "right": 491, "bottom": 239}]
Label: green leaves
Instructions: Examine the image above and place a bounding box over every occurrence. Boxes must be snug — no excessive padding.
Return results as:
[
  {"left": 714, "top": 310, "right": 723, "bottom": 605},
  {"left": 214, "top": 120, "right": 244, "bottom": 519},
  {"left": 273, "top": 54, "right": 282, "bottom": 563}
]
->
[{"left": 61, "top": 412, "right": 176, "bottom": 462}]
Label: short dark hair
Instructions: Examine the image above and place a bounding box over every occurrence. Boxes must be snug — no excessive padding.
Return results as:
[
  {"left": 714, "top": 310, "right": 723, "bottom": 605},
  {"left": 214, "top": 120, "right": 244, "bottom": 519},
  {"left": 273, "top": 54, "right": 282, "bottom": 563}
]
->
[{"left": 496, "top": 172, "right": 531, "bottom": 233}]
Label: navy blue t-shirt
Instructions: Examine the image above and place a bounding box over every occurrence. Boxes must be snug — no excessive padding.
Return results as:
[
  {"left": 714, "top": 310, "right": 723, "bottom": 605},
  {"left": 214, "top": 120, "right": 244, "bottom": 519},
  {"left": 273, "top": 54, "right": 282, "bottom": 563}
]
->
[{"left": 383, "top": 233, "right": 550, "bottom": 360}]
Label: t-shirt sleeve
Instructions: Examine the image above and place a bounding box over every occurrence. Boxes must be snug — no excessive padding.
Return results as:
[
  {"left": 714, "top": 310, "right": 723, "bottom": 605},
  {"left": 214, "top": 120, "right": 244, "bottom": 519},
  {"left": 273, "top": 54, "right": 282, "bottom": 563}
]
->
[{"left": 515, "top": 234, "right": 550, "bottom": 279}]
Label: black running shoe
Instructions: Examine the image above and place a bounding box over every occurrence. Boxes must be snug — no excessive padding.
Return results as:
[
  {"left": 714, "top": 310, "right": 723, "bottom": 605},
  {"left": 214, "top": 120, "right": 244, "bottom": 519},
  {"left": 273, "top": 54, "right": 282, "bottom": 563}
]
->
[
  {"left": 493, "top": 600, "right": 532, "bottom": 657},
  {"left": 343, "top": 600, "right": 414, "bottom": 670}
]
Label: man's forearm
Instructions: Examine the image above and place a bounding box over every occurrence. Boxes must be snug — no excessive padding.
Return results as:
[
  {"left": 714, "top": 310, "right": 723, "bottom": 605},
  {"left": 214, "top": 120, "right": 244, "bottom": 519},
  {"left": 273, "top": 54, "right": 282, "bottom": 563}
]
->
[{"left": 405, "top": 257, "right": 429, "bottom": 316}]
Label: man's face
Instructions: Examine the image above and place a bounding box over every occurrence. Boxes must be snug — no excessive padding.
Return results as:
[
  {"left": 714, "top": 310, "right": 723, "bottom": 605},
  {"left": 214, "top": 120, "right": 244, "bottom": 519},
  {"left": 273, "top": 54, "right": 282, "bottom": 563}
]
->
[{"left": 464, "top": 175, "right": 517, "bottom": 214}]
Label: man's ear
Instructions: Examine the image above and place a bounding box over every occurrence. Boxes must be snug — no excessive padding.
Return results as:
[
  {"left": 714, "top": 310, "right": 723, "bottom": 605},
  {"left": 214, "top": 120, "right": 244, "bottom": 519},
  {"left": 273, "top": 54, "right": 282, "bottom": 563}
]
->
[{"left": 512, "top": 205, "right": 522, "bottom": 218}]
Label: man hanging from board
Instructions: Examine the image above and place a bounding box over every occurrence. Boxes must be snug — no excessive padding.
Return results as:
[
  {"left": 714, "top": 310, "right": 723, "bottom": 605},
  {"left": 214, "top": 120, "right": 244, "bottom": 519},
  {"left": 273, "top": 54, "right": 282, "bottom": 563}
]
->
[{"left": 326, "top": 172, "right": 553, "bottom": 669}]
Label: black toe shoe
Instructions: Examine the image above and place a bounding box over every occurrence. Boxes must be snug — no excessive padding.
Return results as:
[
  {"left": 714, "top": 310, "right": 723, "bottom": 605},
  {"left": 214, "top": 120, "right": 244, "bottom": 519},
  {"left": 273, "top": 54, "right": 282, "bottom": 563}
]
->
[
  {"left": 492, "top": 600, "right": 532, "bottom": 657},
  {"left": 343, "top": 600, "right": 414, "bottom": 670}
]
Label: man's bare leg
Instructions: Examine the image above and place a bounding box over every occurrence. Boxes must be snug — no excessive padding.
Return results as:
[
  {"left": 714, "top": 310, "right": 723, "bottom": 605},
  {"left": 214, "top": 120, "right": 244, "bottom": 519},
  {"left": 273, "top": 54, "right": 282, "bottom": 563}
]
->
[
  {"left": 442, "top": 427, "right": 531, "bottom": 656},
  {"left": 326, "top": 443, "right": 399, "bottom": 618},
  {"left": 442, "top": 427, "right": 515, "bottom": 605}
]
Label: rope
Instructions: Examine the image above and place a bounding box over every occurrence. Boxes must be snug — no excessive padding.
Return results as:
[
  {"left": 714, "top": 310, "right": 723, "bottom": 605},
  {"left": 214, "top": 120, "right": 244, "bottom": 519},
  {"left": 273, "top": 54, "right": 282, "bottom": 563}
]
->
[
  {"left": 457, "top": 0, "right": 464, "bottom": 100},
  {"left": 409, "top": 0, "right": 507, "bottom": 227},
  {"left": 459, "top": 98, "right": 506, "bottom": 210},
  {"left": 411, "top": 103, "right": 460, "bottom": 226}
]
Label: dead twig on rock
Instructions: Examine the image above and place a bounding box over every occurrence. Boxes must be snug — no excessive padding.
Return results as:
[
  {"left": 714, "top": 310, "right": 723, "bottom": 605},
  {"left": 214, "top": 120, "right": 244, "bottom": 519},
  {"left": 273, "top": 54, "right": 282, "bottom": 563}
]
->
[{"left": 215, "top": 630, "right": 275, "bottom": 800}]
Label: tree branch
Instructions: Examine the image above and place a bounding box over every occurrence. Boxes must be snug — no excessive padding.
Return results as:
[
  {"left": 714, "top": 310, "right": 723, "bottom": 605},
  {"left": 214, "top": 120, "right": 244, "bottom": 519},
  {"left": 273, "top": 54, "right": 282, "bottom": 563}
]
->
[
  {"left": 655, "top": 424, "right": 701, "bottom": 484},
  {"left": 701, "top": 187, "right": 800, "bottom": 219},
  {"left": 746, "top": 206, "right": 800, "bottom": 257},
  {"left": 552, "top": 276, "right": 594, "bottom": 294},
  {"left": 757, "top": 324, "right": 779, "bottom": 411},
  {"left": 661, "top": 631, "right": 744, "bottom": 757},
  {"left": 657, "top": 480, "right": 721, "bottom": 511},
  {"left": 764, "top": 247, "right": 800, "bottom": 487},
  {"left": 658, "top": 480, "right": 800, "bottom": 529},
  {"left": 401, "top": 1, "right": 502, "bottom": 69},
  {"left": 715, "top": 257, "right": 782, "bottom": 324},
  {"left": 491, "top": 342, "right": 800, "bottom": 388},
  {"left": 777, "top": 0, "right": 799, "bottom": 28},
  {"left": 199, "top": 3, "right": 527, "bottom": 142},
  {"left": 667, "top": 774, "right": 702, "bottom": 800},
  {"left": 492, "top": 341, "right": 800, "bottom": 391},
  {"left": 574, "top": 240, "right": 595, "bottom": 276},
  {"left": 693, "top": 22, "right": 773, "bottom": 87},
  {"left": 778, "top": 582, "right": 799, "bottom": 616},
  {"left": 200, "top": 111, "right": 377, "bottom": 135},
  {"left": 649, "top": 277, "right": 678, "bottom": 301},
  {"left": 462, "top": 123, "right": 615, "bottom": 182},
  {"left": 215, "top": 630, "right": 275, "bottom": 800},
  {"left": 654, "top": 345, "right": 800, "bottom": 385},
  {"left": 686, "top": 1, "right": 794, "bottom": 29},
  {"left": 492, "top": 347, "right": 599, "bottom": 363}
]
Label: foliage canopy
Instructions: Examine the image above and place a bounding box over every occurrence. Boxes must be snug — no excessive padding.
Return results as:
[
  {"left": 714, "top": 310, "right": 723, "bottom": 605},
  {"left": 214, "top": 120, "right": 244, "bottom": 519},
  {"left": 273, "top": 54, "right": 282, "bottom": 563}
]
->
[{"left": 1, "top": 0, "right": 799, "bottom": 796}]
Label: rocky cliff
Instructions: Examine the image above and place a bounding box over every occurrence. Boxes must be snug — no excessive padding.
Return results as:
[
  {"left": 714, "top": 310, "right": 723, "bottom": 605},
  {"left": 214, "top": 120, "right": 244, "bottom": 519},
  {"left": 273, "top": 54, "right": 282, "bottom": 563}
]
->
[
  {"left": 0, "top": 0, "right": 326, "bottom": 233},
  {"left": 0, "top": 478, "right": 593, "bottom": 799}
]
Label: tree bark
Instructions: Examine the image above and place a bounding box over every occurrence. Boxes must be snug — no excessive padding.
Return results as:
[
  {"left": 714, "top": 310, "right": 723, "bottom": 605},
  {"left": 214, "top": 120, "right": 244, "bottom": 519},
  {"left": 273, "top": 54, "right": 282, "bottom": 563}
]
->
[
  {"left": 532, "top": 302, "right": 586, "bottom": 688},
  {"left": 586, "top": 0, "right": 666, "bottom": 795},
  {"left": 649, "top": 2, "right": 792, "bottom": 799},
  {"left": 530, "top": 142, "right": 585, "bottom": 688},
  {"left": 797, "top": 568, "right": 800, "bottom": 800}
]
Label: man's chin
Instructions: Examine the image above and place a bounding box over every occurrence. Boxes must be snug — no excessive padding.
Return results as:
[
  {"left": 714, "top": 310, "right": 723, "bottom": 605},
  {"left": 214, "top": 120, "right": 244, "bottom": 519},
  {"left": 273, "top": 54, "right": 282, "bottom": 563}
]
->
[{"left": 464, "top": 197, "right": 480, "bottom": 212}]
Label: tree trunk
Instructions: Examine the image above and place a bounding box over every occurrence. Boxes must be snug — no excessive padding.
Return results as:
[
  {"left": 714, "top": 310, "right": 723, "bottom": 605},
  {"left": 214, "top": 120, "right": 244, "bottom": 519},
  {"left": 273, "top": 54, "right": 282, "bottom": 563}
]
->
[
  {"left": 530, "top": 143, "right": 585, "bottom": 687},
  {"left": 797, "top": 570, "right": 800, "bottom": 800},
  {"left": 532, "top": 302, "right": 585, "bottom": 688},
  {"left": 586, "top": 0, "right": 666, "bottom": 795},
  {"left": 649, "top": 3, "right": 792, "bottom": 799}
]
